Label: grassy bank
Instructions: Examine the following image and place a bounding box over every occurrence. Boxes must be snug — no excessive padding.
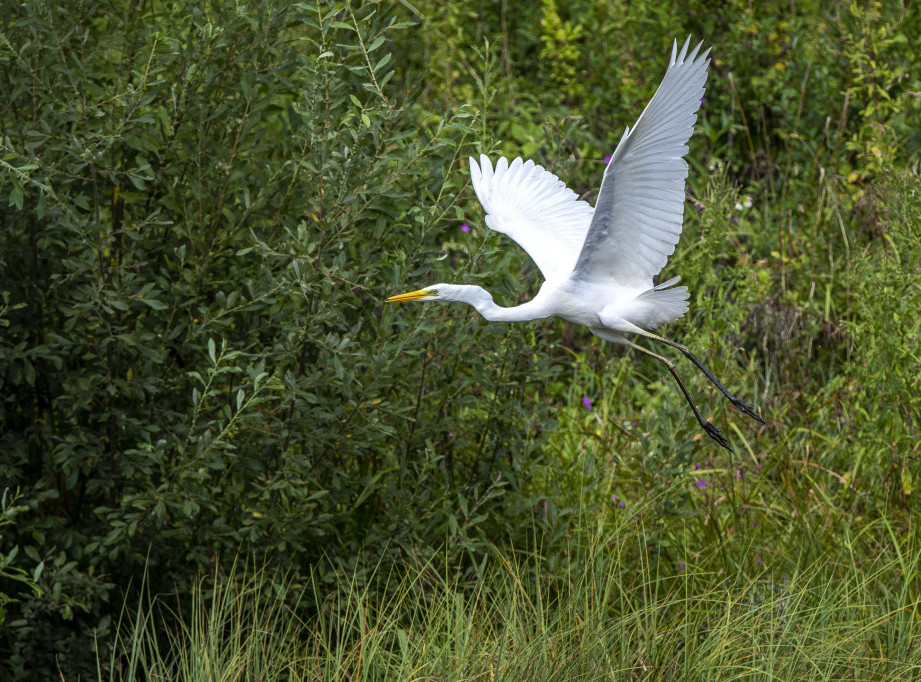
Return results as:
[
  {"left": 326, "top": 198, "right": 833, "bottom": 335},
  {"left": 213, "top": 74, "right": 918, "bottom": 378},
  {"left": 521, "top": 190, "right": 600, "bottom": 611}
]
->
[{"left": 110, "top": 503, "right": 921, "bottom": 680}]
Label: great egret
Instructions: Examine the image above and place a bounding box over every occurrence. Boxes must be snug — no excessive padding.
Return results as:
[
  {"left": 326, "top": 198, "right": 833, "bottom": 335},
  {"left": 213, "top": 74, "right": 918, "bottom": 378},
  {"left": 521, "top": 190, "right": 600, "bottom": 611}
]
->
[{"left": 386, "top": 38, "right": 763, "bottom": 451}]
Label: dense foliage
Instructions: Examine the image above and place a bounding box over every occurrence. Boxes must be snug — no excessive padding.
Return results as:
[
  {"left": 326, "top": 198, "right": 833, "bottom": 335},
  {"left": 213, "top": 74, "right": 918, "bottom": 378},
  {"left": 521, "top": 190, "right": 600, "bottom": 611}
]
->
[{"left": 1, "top": 0, "right": 919, "bottom": 678}]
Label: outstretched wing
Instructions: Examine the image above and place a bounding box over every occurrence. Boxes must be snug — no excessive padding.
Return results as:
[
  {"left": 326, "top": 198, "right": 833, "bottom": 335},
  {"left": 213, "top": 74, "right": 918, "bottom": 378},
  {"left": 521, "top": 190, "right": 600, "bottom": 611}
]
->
[
  {"left": 573, "top": 38, "right": 711, "bottom": 287},
  {"left": 469, "top": 155, "right": 595, "bottom": 282}
]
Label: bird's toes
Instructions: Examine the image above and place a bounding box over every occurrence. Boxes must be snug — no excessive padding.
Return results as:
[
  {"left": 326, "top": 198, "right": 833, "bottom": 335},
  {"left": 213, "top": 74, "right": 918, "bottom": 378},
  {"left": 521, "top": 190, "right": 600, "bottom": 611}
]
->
[
  {"left": 703, "top": 421, "right": 733, "bottom": 452},
  {"left": 732, "top": 398, "right": 765, "bottom": 424}
]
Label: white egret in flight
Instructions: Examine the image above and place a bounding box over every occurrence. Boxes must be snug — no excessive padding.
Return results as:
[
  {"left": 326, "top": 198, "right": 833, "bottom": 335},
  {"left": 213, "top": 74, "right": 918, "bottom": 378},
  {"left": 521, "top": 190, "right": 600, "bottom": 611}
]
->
[{"left": 386, "top": 38, "right": 763, "bottom": 451}]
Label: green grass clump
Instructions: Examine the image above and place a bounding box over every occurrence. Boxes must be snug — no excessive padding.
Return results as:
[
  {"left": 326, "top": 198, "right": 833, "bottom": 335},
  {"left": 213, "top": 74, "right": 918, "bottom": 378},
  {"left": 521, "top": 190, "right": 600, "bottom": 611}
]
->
[{"left": 109, "top": 509, "right": 921, "bottom": 680}]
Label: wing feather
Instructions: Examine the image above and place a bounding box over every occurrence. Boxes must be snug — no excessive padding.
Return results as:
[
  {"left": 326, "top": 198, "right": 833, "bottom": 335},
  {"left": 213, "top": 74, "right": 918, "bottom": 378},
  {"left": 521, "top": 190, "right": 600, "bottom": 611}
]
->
[
  {"left": 573, "top": 38, "right": 710, "bottom": 286},
  {"left": 469, "top": 154, "right": 594, "bottom": 281}
]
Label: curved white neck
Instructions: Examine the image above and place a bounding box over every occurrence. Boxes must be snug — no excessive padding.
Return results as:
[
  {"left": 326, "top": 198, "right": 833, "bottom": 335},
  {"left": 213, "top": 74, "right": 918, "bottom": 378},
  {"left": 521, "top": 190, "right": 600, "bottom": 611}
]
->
[{"left": 463, "top": 288, "right": 549, "bottom": 322}]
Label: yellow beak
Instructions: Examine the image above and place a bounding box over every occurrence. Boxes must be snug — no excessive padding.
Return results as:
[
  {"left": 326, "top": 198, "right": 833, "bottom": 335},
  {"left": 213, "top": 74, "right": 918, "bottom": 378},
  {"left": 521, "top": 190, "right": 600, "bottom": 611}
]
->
[{"left": 385, "top": 288, "right": 435, "bottom": 303}]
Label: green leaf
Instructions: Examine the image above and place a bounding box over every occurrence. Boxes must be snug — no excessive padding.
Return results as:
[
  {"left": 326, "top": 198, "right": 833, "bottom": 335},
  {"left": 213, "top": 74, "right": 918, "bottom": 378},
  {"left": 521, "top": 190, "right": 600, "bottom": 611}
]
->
[
  {"left": 139, "top": 297, "right": 168, "bottom": 310},
  {"left": 9, "top": 185, "right": 23, "bottom": 210}
]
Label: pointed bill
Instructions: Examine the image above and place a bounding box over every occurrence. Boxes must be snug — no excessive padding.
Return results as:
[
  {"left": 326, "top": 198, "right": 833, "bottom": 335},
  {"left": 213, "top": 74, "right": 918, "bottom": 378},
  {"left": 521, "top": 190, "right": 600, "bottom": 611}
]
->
[{"left": 385, "top": 288, "right": 436, "bottom": 303}]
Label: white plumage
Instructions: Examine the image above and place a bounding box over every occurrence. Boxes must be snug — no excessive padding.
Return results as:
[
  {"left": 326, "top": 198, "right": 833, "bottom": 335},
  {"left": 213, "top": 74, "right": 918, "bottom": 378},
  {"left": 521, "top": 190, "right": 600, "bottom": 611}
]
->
[{"left": 386, "top": 38, "right": 763, "bottom": 451}]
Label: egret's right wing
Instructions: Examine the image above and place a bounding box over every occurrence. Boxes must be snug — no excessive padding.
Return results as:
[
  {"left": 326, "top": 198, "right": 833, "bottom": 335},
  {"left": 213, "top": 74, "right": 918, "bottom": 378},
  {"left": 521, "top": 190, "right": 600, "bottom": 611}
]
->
[
  {"left": 572, "top": 38, "right": 710, "bottom": 287},
  {"left": 469, "top": 155, "right": 595, "bottom": 282}
]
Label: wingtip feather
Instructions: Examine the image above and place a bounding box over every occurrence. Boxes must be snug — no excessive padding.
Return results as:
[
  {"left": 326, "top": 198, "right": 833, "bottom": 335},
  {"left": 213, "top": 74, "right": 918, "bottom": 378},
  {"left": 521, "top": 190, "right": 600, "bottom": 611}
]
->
[
  {"left": 677, "top": 36, "right": 691, "bottom": 64},
  {"left": 469, "top": 156, "right": 481, "bottom": 182}
]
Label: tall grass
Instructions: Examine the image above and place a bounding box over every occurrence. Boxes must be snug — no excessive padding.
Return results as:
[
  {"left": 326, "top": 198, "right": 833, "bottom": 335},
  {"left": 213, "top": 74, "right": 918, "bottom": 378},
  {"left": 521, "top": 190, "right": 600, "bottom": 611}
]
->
[{"left": 106, "top": 496, "right": 921, "bottom": 680}]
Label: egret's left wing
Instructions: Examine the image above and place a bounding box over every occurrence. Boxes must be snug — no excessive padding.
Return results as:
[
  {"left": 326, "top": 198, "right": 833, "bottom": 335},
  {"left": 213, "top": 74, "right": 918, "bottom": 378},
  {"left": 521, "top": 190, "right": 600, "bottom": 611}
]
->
[
  {"left": 469, "top": 155, "right": 595, "bottom": 281},
  {"left": 572, "top": 38, "right": 710, "bottom": 287}
]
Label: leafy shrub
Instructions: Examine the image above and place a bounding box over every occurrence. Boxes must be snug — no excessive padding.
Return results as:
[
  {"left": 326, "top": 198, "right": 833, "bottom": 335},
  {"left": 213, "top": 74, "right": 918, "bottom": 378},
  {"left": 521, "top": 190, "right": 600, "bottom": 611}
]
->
[{"left": 0, "top": 1, "right": 565, "bottom": 677}]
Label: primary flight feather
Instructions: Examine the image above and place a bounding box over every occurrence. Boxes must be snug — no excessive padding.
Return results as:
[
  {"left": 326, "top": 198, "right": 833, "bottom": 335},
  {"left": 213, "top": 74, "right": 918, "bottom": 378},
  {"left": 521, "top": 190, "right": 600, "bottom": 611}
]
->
[{"left": 386, "top": 38, "right": 763, "bottom": 451}]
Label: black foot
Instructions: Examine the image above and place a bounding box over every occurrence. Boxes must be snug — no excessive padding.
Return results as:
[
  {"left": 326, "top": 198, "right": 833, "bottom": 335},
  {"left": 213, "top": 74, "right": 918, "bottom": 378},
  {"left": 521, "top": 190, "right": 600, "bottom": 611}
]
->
[
  {"left": 702, "top": 420, "right": 733, "bottom": 452},
  {"left": 730, "top": 397, "right": 765, "bottom": 424}
]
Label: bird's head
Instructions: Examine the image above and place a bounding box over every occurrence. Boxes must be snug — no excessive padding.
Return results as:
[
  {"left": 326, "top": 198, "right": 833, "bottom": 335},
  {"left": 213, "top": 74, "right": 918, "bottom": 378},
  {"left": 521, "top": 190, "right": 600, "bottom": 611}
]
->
[{"left": 385, "top": 283, "right": 492, "bottom": 306}]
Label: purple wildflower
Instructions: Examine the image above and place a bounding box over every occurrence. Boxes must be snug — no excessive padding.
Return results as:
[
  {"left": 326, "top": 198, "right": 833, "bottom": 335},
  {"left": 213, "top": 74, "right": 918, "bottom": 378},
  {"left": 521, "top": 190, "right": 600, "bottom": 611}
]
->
[
  {"left": 460, "top": 223, "right": 471, "bottom": 233},
  {"left": 678, "top": 562, "right": 685, "bottom": 570},
  {"left": 611, "top": 494, "right": 617, "bottom": 503},
  {"left": 619, "top": 501, "right": 626, "bottom": 508},
  {"left": 731, "top": 216, "right": 739, "bottom": 224},
  {"left": 700, "top": 97, "right": 705, "bottom": 105},
  {"left": 694, "top": 464, "right": 701, "bottom": 470},
  {"left": 582, "top": 396, "right": 592, "bottom": 411},
  {"left": 755, "top": 556, "right": 762, "bottom": 564},
  {"left": 696, "top": 480, "right": 707, "bottom": 488},
  {"left": 604, "top": 154, "right": 612, "bottom": 164}
]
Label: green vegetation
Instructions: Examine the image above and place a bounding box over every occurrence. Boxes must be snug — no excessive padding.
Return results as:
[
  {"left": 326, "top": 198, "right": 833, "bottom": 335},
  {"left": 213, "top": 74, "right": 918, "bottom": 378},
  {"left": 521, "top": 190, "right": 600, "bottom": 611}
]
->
[
  {"left": 110, "top": 516, "right": 921, "bottom": 680},
  {"left": 0, "top": 0, "right": 919, "bottom": 679}
]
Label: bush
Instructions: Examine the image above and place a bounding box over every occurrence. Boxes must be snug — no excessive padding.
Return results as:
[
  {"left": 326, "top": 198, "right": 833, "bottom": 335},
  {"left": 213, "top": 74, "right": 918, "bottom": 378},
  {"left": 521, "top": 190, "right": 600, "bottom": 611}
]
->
[{"left": 0, "top": 1, "right": 564, "bottom": 677}]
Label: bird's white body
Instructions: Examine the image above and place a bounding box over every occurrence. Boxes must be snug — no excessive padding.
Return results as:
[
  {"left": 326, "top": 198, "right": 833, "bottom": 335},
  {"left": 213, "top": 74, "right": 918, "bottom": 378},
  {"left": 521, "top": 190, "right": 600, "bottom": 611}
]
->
[
  {"left": 386, "top": 38, "right": 763, "bottom": 449},
  {"left": 433, "top": 278, "right": 686, "bottom": 345}
]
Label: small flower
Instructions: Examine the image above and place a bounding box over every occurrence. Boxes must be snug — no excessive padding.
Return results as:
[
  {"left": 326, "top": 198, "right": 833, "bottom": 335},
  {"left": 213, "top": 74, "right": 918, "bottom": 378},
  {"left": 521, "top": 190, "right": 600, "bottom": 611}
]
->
[
  {"left": 604, "top": 154, "right": 612, "bottom": 164},
  {"left": 448, "top": 433, "right": 454, "bottom": 440},
  {"left": 755, "top": 556, "right": 762, "bottom": 564},
  {"left": 695, "top": 480, "right": 707, "bottom": 488},
  {"left": 731, "top": 216, "right": 739, "bottom": 224},
  {"left": 678, "top": 562, "right": 685, "bottom": 570},
  {"left": 699, "top": 97, "right": 705, "bottom": 105},
  {"left": 694, "top": 464, "right": 701, "bottom": 470},
  {"left": 695, "top": 202, "right": 704, "bottom": 212},
  {"left": 459, "top": 223, "right": 471, "bottom": 233},
  {"left": 582, "top": 396, "right": 592, "bottom": 411},
  {"left": 619, "top": 501, "right": 626, "bottom": 508}
]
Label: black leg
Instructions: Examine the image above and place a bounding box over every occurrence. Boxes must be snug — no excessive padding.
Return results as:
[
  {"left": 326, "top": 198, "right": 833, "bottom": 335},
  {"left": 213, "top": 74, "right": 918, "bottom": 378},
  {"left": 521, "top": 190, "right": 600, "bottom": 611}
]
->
[
  {"left": 626, "top": 341, "right": 733, "bottom": 452},
  {"left": 635, "top": 331, "right": 764, "bottom": 424}
]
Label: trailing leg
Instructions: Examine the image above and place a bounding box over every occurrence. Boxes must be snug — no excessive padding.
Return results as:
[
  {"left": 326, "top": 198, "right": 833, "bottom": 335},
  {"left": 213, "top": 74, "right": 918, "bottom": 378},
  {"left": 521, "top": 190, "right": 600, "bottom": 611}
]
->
[
  {"left": 634, "top": 330, "right": 764, "bottom": 424},
  {"left": 624, "top": 341, "right": 733, "bottom": 452}
]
